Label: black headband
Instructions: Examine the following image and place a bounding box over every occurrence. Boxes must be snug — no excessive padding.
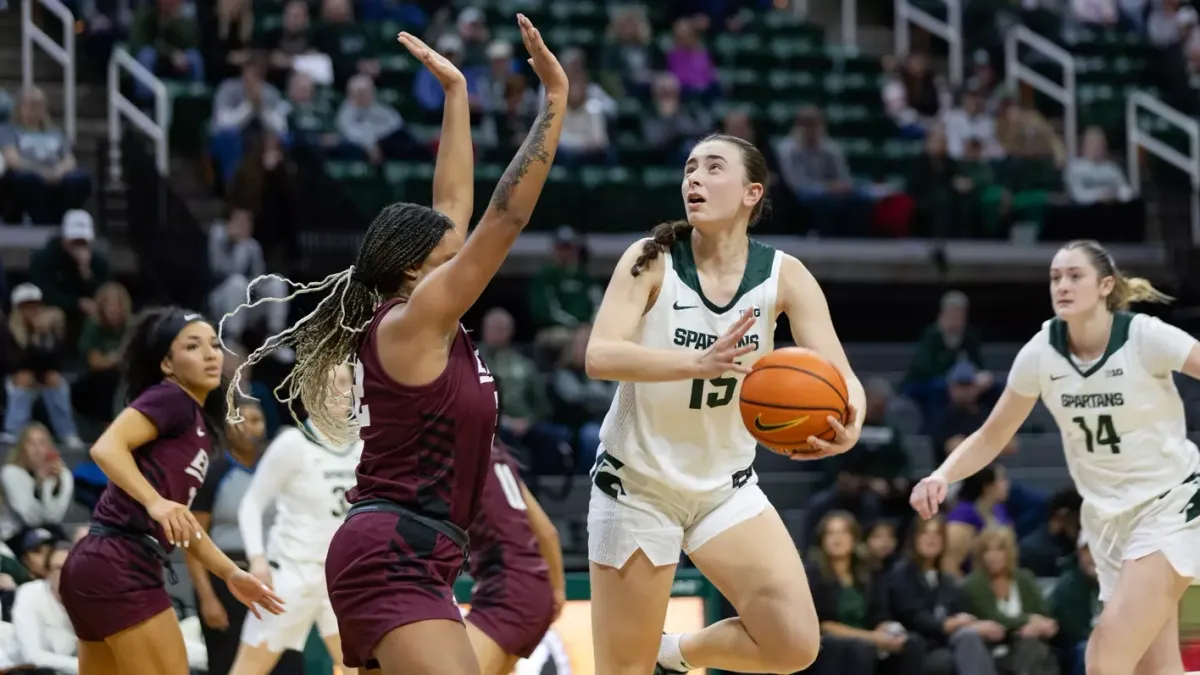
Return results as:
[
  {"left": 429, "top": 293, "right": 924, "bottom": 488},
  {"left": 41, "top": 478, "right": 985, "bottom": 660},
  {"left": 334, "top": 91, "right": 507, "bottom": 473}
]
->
[{"left": 152, "top": 310, "right": 208, "bottom": 364}]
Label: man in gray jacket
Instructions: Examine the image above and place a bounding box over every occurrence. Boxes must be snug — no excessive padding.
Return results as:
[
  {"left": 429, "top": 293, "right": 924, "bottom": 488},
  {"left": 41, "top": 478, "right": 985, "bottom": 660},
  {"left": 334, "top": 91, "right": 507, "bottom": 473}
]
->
[{"left": 335, "top": 74, "right": 424, "bottom": 163}]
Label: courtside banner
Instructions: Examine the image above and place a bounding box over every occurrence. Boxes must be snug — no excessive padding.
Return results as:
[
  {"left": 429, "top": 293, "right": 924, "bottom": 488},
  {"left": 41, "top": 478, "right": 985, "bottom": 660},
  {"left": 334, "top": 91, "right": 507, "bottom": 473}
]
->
[{"left": 454, "top": 569, "right": 720, "bottom": 675}]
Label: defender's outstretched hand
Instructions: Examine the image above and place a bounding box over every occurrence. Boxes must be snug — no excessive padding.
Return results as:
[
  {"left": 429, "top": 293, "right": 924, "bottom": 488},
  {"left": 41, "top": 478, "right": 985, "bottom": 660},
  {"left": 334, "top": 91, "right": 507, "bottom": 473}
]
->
[
  {"left": 397, "top": 32, "right": 466, "bottom": 90},
  {"left": 517, "top": 14, "right": 567, "bottom": 97}
]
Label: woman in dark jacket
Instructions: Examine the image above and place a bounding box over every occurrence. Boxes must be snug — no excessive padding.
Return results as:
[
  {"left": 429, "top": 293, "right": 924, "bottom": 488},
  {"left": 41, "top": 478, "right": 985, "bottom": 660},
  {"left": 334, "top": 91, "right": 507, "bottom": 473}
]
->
[
  {"left": 887, "top": 516, "right": 1000, "bottom": 675},
  {"left": 806, "top": 511, "right": 927, "bottom": 675}
]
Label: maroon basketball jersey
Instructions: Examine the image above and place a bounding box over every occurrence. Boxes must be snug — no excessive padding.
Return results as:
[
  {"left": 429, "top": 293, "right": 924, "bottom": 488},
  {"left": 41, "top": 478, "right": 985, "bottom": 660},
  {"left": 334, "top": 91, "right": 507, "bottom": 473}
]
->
[
  {"left": 349, "top": 299, "right": 499, "bottom": 530},
  {"left": 468, "top": 444, "right": 549, "bottom": 582},
  {"left": 91, "top": 381, "right": 213, "bottom": 551}
]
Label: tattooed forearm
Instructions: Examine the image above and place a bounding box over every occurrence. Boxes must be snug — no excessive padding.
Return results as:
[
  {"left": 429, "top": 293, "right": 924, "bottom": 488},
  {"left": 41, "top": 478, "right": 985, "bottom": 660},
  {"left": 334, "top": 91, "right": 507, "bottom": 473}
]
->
[{"left": 489, "top": 106, "right": 557, "bottom": 212}]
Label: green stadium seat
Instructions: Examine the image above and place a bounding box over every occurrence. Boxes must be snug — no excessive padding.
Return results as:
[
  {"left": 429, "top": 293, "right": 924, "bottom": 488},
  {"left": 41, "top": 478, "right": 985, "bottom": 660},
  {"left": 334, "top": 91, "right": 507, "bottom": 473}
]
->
[{"left": 327, "top": 160, "right": 383, "bottom": 212}]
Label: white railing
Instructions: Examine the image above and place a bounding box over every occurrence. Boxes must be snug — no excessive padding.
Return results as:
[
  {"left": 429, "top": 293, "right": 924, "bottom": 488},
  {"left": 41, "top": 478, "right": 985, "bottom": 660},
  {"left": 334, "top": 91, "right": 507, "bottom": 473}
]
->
[
  {"left": 108, "top": 46, "right": 169, "bottom": 176},
  {"left": 793, "top": 0, "right": 857, "bottom": 49},
  {"left": 1126, "top": 91, "right": 1200, "bottom": 245},
  {"left": 1005, "top": 25, "right": 1078, "bottom": 160},
  {"left": 21, "top": 0, "right": 75, "bottom": 141},
  {"left": 895, "top": 0, "right": 963, "bottom": 86}
]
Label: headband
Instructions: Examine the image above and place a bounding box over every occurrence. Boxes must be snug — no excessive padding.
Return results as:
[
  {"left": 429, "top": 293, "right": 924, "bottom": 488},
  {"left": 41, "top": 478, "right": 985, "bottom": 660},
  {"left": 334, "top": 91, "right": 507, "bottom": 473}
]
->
[{"left": 152, "top": 310, "right": 208, "bottom": 364}]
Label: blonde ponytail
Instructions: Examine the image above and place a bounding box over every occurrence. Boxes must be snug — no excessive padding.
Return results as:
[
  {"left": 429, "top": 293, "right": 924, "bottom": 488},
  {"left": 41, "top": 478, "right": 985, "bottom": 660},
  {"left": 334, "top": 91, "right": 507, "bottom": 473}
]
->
[{"left": 1109, "top": 276, "right": 1174, "bottom": 310}]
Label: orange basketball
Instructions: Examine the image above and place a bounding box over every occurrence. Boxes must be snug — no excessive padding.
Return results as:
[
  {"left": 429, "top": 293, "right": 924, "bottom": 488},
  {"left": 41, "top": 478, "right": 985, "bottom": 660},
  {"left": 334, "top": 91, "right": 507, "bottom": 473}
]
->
[{"left": 739, "top": 347, "right": 850, "bottom": 455}]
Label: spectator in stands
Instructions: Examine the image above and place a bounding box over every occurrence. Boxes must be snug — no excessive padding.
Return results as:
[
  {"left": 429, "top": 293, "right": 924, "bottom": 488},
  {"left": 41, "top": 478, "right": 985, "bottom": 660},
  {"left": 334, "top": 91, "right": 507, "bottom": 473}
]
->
[
  {"left": 721, "top": 108, "right": 756, "bottom": 143},
  {"left": 958, "top": 138, "right": 1011, "bottom": 237},
  {"left": 29, "top": 211, "right": 110, "bottom": 328},
  {"left": 1, "top": 285, "right": 82, "bottom": 450},
  {"left": 902, "top": 291, "right": 993, "bottom": 426},
  {"left": 229, "top": 130, "right": 303, "bottom": 260},
  {"left": 72, "top": 281, "right": 131, "bottom": 422},
  {"left": 995, "top": 99, "right": 1066, "bottom": 168},
  {"left": 905, "top": 124, "right": 962, "bottom": 238},
  {"left": 1147, "top": 0, "right": 1197, "bottom": 48},
  {"left": 207, "top": 207, "right": 293, "bottom": 361},
  {"left": 1019, "top": 488, "right": 1082, "bottom": 577},
  {"left": 666, "top": 17, "right": 720, "bottom": 101},
  {"left": 456, "top": 6, "right": 490, "bottom": 67},
  {"left": 931, "top": 360, "right": 1015, "bottom": 464},
  {"left": 1050, "top": 535, "right": 1098, "bottom": 675},
  {"left": 549, "top": 325, "right": 615, "bottom": 463},
  {"left": 208, "top": 0, "right": 255, "bottom": 80},
  {"left": 559, "top": 73, "right": 615, "bottom": 166},
  {"left": 774, "top": 106, "right": 866, "bottom": 236},
  {"left": 944, "top": 464, "right": 1013, "bottom": 576},
  {"left": 0, "top": 422, "right": 72, "bottom": 547},
  {"left": 130, "top": 0, "right": 205, "bottom": 98},
  {"left": 338, "top": 74, "right": 424, "bottom": 164},
  {"left": 887, "top": 517, "right": 1001, "bottom": 675},
  {"left": 963, "top": 527, "right": 1061, "bottom": 675},
  {"left": 864, "top": 521, "right": 900, "bottom": 573},
  {"left": 211, "top": 54, "right": 288, "bottom": 188},
  {"left": 480, "top": 40, "right": 518, "bottom": 113},
  {"left": 477, "top": 308, "right": 567, "bottom": 470},
  {"left": 1064, "top": 126, "right": 1133, "bottom": 204},
  {"left": 803, "top": 462, "right": 883, "bottom": 551},
  {"left": 12, "top": 527, "right": 57, "bottom": 581},
  {"left": 600, "top": 4, "right": 658, "bottom": 100},
  {"left": 258, "top": 0, "right": 318, "bottom": 88},
  {"left": 483, "top": 72, "right": 540, "bottom": 155},
  {"left": 943, "top": 87, "right": 1002, "bottom": 160},
  {"left": 0, "top": 87, "right": 92, "bottom": 224},
  {"left": 357, "top": 0, "right": 428, "bottom": 26},
  {"left": 283, "top": 71, "right": 339, "bottom": 155},
  {"left": 11, "top": 541, "right": 76, "bottom": 674},
  {"left": 837, "top": 378, "right": 912, "bottom": 521},
  {"left": 312, "top": 0, "right": 380, "bottom": 89},
  {"left": 414, "top": 34, "right": 484, "bottom": 113},
  {"left": 529, "top": 226, "right": 602, "bottom": 358},
  {"left": 0, "top": 543, "right": 31, "bottom": 621},
  {"left": 1073, "top": 0, "right": 1119, "bottom": 26},
  {"left": 881, "top": 55, "right": 926, "bottom": 138},
  {"left": 895, "top": 52, "right": 942, "bottom": 121},
  {"left": 642, "top": 73, "right": 714, "bottom": 165},
  {"left": 806, "top": 511, "right": 927, "bottom": 675},
  {"left": 553, "top": 49, "right": 617, "bottom": 118}
]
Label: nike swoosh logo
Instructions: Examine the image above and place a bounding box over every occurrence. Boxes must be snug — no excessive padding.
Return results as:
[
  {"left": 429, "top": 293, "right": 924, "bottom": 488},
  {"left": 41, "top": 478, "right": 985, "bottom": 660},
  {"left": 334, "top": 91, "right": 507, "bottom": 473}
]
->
[
  {"left": 197, "top": 427, "right": 205, "bottom": 437},
  {"left": 1050, "top": 374, "right": 1069, "bottom": 381},
  {"left": 752, "top": 415, "right": 809, "bottom": 433},
  {"left": 673, "top": 302, "right": 697, "bottom": 310}
]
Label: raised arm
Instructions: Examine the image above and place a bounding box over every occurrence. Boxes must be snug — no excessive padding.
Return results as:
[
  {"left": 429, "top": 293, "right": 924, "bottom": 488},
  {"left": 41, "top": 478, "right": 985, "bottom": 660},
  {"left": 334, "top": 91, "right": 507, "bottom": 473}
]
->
[
  {"left": 397, "top": 33, "right": 473, "bottom": 236},
  {"left": 586, "top": 240, "right": 756, "bottom": 382},
  {"left": 778, "top": 254, "right": 865, "bottom": 456},
  {"left": 405, "top": 15, "right": 566, "bottom": 333},
  {"left": 90, "top": 407, "right": 202, "bottom": 546}
]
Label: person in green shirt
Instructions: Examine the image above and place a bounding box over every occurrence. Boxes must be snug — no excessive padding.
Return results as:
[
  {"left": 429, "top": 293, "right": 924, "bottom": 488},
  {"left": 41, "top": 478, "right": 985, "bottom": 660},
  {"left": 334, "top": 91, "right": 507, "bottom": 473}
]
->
[
  {"left": 528, "top": 226, "right": 602, "bottom": 361},
  {"left": 963, "top": 526, "right": 1061, "bottom": 675},
  {"left": 72, "top": 281, "right": 131, "bottom": 422},
  {"left": 1050, "top": 535, "right": 1099, "bottom": 675},
  {"left": 901, "top": 290, "right": 995, "bottom": 430},
  {"left": 130, "top": 0, "right": 204, "bottom": 94},
  {"left": 283, "top": 71, "right": 342, "bottom": 156}
]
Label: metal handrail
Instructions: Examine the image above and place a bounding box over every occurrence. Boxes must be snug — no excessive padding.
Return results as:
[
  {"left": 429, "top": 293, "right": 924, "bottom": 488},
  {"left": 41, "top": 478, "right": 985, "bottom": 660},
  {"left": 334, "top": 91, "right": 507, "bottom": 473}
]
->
[
  {"left": 895, "top": 0, "right": 963, "bottom": 86},
  {"left": 1127, "top": 91, "right": 1200, "bottom": 244},
  {"left": 21, "top": 0, "right": 75, "bottom": 140},
  {"left": 1006, "top": 25, "right": 1078, "bottom": 160},
  {"left": 107, "top": 46, "right": 169, "bottom": 176}
]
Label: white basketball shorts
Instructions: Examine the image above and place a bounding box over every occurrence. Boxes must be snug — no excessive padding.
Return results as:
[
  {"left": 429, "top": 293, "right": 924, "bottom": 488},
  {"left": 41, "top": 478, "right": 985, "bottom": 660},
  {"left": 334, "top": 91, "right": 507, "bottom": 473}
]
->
[
  {"left": 241, "top": 557, "right": 338, "bottom": 652},
  {"left": 587, "top": 478, "right": 768, "bottom": 569},
  {"left": 1082, "top": 473, "right": 1200, "bottom": 602}
]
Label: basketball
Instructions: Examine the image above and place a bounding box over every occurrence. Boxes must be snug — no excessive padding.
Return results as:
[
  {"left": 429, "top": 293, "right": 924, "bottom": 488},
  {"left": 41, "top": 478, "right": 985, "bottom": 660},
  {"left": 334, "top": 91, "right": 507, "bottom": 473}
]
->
[{"left": 739, "top": 347, "right": 850, "bottom": 454}]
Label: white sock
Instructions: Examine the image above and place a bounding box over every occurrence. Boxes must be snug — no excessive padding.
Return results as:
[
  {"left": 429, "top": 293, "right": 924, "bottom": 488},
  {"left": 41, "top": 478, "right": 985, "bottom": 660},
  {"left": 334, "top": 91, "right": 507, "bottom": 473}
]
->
[{"left": 657, "top": 633, "right": 694, "bottom": 671}]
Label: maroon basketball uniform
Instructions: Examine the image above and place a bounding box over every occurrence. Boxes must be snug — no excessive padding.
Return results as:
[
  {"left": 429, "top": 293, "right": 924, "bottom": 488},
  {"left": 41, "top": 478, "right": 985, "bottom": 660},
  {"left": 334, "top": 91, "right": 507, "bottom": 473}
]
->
[
  {"left": 60, "top": 381, "right": 212, "bottom": 641},
  {"left": 325, "top": 298, "right": 498, "bottom": 669},
  {"left": 465, "top": 444, "right": 555, "bottom": 658}
]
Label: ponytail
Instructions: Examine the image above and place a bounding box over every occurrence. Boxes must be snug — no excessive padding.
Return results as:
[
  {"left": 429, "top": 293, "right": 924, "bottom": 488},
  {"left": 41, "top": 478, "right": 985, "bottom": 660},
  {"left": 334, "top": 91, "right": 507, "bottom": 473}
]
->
[
  {"left": 631, "top": 220, "right": 692, "bottom": 277},
  {"left": 1109, "top": 276, "right": 1174, "bottom": 310}
]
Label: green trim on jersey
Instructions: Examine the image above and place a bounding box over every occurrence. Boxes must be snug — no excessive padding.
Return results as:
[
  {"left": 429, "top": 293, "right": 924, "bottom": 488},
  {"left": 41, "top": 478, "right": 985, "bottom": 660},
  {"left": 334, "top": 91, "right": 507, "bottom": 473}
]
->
[
  {"left": 1049, "top": 311, "right": 1133, "bottom": 378},
  {"left": 671, "top": 237, "right": 775, "bottom": 314}
]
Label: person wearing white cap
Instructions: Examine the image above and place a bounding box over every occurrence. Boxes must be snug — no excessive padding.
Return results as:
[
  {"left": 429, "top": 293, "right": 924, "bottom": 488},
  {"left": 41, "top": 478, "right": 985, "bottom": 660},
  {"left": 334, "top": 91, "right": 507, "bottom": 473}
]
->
[
  {"left": 2, "top": 284, "right": 84, "bottom": 449},
  {"left": 28, "top": 210, "right": 110, "bottom": 322}
]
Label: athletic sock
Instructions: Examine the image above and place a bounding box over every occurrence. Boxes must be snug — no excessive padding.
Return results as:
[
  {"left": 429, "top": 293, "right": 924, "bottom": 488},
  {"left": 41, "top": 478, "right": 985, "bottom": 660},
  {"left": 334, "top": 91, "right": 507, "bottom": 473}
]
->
[{"left": 657, "top": 633, "right": 695, "bottom": 672}]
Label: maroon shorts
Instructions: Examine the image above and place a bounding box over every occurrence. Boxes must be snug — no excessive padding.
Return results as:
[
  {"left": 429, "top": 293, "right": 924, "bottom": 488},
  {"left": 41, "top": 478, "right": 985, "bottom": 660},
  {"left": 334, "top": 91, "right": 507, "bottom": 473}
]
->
[
  {"left": 59, "top": 534, "right": 173, "bottom": 642},
  {"left": 466, "top": 571, "right": 556, "bottom": 658},
  {"left": 325, "top": 511, "right": 465, "bottom": 670}
]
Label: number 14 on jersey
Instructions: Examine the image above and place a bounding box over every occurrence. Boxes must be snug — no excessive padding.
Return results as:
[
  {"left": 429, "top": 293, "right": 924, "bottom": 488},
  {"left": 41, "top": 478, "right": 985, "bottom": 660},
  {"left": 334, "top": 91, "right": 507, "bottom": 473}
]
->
[{"left": 1071, "top": 414, "right": 1122, "bottom": 454}]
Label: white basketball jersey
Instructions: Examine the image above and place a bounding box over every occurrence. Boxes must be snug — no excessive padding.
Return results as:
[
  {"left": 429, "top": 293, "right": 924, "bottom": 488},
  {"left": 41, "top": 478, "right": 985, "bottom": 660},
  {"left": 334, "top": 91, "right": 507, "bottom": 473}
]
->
[
  {"left": 1009, "top": 312, "right": 1198, "bottom": 519},
  {"left": 266, "top": 425, "right": 362, "bottom": 563},
  {"left": 596, "top": 239, "right": 783, "bottom": 496}
]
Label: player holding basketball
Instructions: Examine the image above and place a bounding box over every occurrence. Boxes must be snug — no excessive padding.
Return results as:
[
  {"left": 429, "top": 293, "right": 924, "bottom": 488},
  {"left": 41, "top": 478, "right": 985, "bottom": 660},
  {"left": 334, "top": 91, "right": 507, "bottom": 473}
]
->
[
  {"left": 222, "top": 18, "right": 565, "bottom": 675},
  {"left": 911, "top": 239, "right": 1199, "bottom": 675},
  {"left": 59, "top": 308, "right": 283, "bottom": 675},
  {"left": 228, "top": 365, "right": 360, "bottom": 675},
  {"left": 464, "top": 443, "right": 565, "bottom": 675},
  {"left": 585, "top": 133, "right": 865, "bottom": 674}
]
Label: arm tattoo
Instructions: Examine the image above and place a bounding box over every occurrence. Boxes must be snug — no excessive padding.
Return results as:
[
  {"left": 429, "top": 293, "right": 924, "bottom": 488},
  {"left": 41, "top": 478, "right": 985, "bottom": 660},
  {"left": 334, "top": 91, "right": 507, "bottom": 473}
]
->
[{"left": 489, "top": 107, "right": 557, "bottom": 212}]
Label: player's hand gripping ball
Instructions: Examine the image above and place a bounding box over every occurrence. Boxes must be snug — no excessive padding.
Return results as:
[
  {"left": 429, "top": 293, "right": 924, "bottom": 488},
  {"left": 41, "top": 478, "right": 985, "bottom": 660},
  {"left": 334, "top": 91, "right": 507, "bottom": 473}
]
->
[{"left": 739, "top": 347, "right": 852, "bottom": 456}]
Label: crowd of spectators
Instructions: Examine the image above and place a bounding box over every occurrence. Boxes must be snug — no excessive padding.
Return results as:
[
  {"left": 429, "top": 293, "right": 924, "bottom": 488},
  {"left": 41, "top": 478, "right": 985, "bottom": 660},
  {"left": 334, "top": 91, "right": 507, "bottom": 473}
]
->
[{"left": 0, "top": 86, "right": 92, "bottom": 226}]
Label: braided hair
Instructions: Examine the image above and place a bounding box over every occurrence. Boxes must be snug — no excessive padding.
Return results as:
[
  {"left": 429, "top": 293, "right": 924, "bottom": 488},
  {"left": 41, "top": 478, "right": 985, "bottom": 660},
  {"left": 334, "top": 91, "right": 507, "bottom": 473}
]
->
[
  {"left": 631, "top": 133, "right": 771, "bottom": 277},
  {"left": 223, "top": 202, "right": 454, "bottom": 444}
]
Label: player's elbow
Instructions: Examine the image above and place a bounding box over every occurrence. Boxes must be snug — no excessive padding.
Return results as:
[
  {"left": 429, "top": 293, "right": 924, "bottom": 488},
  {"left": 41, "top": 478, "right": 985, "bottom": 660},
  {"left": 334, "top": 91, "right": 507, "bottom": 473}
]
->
[{"left": 584, "top": 339, "right": 608, "bottom": 379}]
